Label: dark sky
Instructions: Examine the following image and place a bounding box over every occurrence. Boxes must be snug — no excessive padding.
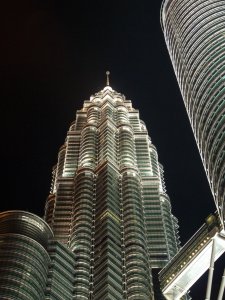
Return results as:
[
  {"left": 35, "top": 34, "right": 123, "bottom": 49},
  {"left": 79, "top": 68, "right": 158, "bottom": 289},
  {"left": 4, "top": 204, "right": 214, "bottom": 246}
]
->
[{"left": 1, "top": 0, "right": 224, "bottom": 298}]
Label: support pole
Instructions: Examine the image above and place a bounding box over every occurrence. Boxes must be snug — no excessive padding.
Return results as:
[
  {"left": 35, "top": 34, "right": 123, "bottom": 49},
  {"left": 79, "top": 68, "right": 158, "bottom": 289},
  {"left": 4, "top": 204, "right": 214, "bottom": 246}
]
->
[
  {"left": 205, "top": 239, "right": 216, "bottom": 300},
  {"left": 217, "top": 268, "right": 225, "bottom": 300}
]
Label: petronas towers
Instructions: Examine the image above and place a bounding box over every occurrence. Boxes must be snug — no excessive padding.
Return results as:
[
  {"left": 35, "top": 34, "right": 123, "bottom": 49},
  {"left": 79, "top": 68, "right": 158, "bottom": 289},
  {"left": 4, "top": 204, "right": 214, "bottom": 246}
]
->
[{"left": 0, "top": 83, "right": 180, "bottom": 299}]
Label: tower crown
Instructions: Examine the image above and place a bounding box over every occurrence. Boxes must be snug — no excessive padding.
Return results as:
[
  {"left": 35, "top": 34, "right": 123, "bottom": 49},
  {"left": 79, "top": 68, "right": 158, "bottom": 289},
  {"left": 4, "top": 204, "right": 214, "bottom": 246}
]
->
[{"left": 90, "top": 83, "right": 125, "bottom": 103}]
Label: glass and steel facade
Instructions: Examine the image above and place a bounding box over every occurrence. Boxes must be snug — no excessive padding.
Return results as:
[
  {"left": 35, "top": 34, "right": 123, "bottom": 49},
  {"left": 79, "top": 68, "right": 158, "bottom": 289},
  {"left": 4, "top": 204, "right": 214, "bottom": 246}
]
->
[
  {"left": 0, "top": 211, "right": 53, "bottom": 300},
  {"left": 46, "top": 240, "right": 76, "bottom": 300},
  {"left": 0, "top": 211, "right": 77, "bottom": 300},
  {"left": 44, "top": 85, "right": 180, "bottom": 299},
  {"left": 161, "top": 0, "right": 225, "bottom": 224}
]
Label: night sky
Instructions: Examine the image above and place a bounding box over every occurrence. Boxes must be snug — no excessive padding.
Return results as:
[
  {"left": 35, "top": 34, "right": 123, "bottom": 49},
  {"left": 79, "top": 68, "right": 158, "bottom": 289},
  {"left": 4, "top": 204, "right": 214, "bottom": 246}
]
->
[{"left": 1, "top": 0, "right": 224, "bottom": 299}]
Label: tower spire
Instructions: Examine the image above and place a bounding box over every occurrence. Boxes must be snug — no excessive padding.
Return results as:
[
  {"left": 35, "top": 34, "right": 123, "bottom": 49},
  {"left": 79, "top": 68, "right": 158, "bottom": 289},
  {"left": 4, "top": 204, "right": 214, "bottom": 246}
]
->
[{"left": 106, "top": 71, "right": 110, "bottom": 86}]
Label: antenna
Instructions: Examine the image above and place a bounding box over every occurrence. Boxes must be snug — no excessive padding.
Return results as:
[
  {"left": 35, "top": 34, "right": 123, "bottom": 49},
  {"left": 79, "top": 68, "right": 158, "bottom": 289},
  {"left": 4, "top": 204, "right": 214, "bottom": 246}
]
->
[{"left": 106, "top": 71, "right": 110, "bottom": 86}]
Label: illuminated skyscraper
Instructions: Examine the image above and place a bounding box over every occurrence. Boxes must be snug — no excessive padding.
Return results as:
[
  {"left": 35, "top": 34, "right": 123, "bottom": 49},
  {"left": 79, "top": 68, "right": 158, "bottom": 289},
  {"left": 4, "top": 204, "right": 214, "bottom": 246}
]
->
[
  {"left": 44, "top": 82, "right": 180, "bottom": 299},
  {"left": 0, "top": 81, "right": 181, "bottom": 299},
  {"left": 161, "top": 0, "right": 225, "bottom": 224}
]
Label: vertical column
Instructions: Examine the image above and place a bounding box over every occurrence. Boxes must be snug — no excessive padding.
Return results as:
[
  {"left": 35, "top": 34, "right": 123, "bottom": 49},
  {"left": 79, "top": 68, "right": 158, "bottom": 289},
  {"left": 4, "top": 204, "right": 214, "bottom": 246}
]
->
[
  {"left": 71, "top": 170, "right": 95, "bottom": 299},
  {"left": 122, "top": 170, "right": 154, "bottom": 300},
  {"left": 46, "top": 241, "right": 76, "bottom": 300},
  {"left": 159, "top": 165, "right": 179, "bottom": 260},
  {"left": 98, "top": 122, "right": 117, "bottom": 165},
  {"left": 117, "top": 106, "right": 129, "bottom": 125},
  {"left": 63, "top": 131, "right": 81, "bottom": 177},
  {"left": 101, "top": 104, "right": 114, "bottom": 122},
  {"left": 50, "top": 178, "right": 74, "bottom": 245},
  {"left": 87, "top": 105, "right": 100, "bottom": 125},
  {"left": 79, "top": 125, "right": 98, "bottom": 169},
  {"left": 93, "top": 165, "right": 123, "bottom": 300},
  {"left": 118, "top": 125, "right": 136, "bottom": 169},
  {"left": 44, "top": 145, "right": 66, "bottom": 225}
]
